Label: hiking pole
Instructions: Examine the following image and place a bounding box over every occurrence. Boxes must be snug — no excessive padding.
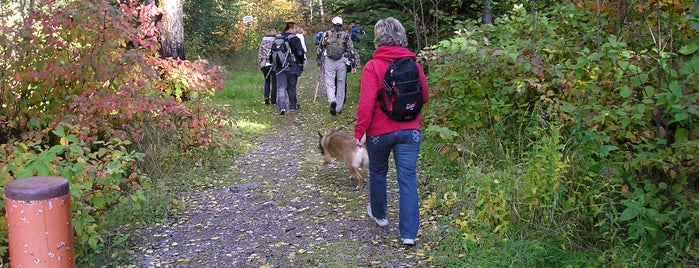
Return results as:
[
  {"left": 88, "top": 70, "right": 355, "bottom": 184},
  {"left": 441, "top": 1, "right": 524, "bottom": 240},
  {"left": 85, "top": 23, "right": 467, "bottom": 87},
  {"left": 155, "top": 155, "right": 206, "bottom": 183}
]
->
[
  {"left": 313, "top": 66, "right": 324, "bottom": 104},
  {"left": 314, "top": 55, "right": 327, "bottom": 104},
  {"left": 313, "top": 74, "right": 320, "bottom": 103}
]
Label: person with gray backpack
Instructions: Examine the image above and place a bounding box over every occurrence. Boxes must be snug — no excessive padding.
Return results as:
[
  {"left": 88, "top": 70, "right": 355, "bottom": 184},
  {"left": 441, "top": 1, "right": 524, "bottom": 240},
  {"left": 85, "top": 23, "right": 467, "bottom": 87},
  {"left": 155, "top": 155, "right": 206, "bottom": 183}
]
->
[
  {"left": 269, "top": 22, "right": 306, "bottom": 115},
  {"left": 316, "top": 16, "right": 360, "bottom": 116}
]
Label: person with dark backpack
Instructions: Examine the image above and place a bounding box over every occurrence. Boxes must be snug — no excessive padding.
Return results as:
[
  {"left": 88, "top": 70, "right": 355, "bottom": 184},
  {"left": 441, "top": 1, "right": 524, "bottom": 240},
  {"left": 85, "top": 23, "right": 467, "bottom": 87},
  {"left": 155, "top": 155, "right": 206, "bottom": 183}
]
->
[
  {"left": 378, "top": 57, "right": 424, "bottom": 121},
  {"left": 269, "top": 22, "right": 305, "bottom": 115},
  {"left": 353, "top": 17, "right": 429, "bottom": 247}
]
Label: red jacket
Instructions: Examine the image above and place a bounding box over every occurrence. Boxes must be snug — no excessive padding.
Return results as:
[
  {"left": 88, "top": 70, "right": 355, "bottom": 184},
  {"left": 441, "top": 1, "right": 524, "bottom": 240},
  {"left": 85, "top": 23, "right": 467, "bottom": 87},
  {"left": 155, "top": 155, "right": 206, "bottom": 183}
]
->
[{"left": 354, "top": 45, "right": 430, "bottom": 140}]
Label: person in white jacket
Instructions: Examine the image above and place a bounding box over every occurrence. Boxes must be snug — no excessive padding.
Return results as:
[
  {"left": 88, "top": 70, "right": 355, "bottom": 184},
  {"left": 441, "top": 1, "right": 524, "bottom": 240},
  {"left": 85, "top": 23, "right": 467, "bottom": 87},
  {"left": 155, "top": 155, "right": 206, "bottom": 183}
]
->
[{"left": 296, "top": 27, "right": 308, "bottom": 60}]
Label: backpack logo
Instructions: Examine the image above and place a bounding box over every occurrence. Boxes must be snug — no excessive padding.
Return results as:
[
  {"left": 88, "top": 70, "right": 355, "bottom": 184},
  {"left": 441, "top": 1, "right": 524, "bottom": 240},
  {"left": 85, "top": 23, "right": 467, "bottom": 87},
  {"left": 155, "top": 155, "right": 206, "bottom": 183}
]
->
[
  {"left": 405, "top": 102, "right": 417, "bottom": 111},
  {"left": 325, "top": 31, "right": 346, "bottom": 60},
  {"left": 270, "top": 35, "right": 295, "bottom": 70},
  {"left": 378, "top": 57, "right": 424, "bottom": 122}
]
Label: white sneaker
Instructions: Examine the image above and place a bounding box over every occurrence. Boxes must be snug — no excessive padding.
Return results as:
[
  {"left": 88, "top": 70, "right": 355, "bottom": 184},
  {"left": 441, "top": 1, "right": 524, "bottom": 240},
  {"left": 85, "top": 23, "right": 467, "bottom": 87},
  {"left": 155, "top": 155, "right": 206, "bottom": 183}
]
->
[
  {"left": 402, "top": 238, "right": 415, "bottom": 246},
  {"left": 366, "top": 204, "right": 389, "bottom": 227}
]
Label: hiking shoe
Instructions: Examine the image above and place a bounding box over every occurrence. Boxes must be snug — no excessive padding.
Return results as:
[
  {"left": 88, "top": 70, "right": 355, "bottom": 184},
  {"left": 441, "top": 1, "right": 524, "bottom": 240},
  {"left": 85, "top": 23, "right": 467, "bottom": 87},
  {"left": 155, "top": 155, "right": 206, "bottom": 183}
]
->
[
  {"left": 279, "top": 109, "right": 286, "bottom": 115},
  {"left": 290, "top": 104, "right": 300, "bottom": 111},
  {"left": 330, "top": 101, "right": 337, "bottom": 116},
  {"left": 402, "top": 238, "right": 415, "bottom": 246},
  {"left": 367, "top": 204, "right": 389, "bottom": 227},
  {"left": 264, "top": 98, "right": 270, "bottom": 105}
]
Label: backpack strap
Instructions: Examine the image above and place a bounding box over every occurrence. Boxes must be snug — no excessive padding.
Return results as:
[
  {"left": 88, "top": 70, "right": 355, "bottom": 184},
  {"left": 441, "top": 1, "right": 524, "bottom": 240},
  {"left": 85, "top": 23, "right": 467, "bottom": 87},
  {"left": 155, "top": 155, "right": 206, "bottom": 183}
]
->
[
  {"left": 381, "top": 59, "right": 397, "bottom": 94},
  {"left": 285, "top": 34, "right": 299, "bottom": 60}
]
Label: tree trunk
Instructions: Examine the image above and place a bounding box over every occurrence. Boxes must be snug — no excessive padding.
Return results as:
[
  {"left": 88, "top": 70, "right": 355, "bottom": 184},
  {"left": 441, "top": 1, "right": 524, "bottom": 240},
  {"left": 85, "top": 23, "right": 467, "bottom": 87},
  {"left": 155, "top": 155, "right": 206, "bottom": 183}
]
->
[
  {"left": 482, "top": 0, "right": 493, "bottom": 24},
  {"left": 319, "top": 0, "right": 324, "bottom": 22},
  {"left": 309, "top": 0, "right": 314, "bottom": 23},
  {"left": 158, "top": 0, "right": 185, "bottom": 60}
]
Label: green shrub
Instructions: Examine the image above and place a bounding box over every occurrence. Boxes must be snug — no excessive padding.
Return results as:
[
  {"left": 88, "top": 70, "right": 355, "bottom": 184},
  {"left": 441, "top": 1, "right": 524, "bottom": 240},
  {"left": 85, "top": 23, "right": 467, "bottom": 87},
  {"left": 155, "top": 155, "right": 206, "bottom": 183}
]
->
[
  {"left": 421, "top": 2, "right": 698, "bottom": 266},
  {"left": 0, "top": 123, "right": 148, "bottom": 258}
]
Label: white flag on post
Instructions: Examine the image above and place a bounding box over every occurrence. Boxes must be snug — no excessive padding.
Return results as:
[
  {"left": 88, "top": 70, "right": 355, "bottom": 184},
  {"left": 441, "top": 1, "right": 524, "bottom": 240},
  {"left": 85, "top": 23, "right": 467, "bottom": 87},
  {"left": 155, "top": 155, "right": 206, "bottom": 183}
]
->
[{"left": 242, "top": 15, "right": 253, "bottom": 24}]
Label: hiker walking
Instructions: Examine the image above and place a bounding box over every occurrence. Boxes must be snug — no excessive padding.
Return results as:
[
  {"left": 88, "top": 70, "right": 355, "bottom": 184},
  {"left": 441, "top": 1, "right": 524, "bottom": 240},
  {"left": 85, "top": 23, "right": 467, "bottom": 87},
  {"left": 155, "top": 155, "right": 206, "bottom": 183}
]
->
[
  {"left": 353, "top": 17, "right": 429, "bottom": 247},
  {"left": 257, "top": 28, "right": 277, "bottom": 105},
  {"left": 351, "top": 22, "right": 364, "bottom": 43},
  {"left": 316, "top": 16, "right": 360, "bottom": 116},
  {"left": 271, "top": 22, "right": 305, "bottom": 115},
  {"left": 314, "top": 30, "right": 323, "bottom": 46}
]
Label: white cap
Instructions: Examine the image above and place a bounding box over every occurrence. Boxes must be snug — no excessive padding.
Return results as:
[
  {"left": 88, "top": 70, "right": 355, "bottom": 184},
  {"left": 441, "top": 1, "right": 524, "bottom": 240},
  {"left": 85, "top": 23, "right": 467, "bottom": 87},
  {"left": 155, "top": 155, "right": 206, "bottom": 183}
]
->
[{"left": 331, "top": 16, "right": 343, "bottom": 25}]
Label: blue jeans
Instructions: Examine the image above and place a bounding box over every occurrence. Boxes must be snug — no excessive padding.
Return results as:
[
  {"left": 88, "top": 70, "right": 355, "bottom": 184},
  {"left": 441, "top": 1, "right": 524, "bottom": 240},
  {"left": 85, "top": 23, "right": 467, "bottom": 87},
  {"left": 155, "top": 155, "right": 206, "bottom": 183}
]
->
[
  {"left": 366, "top": 129, "right": 421, "bottom": 240},
  {"left": 276, "top": 64, "right": 302, "bottom": 110}
]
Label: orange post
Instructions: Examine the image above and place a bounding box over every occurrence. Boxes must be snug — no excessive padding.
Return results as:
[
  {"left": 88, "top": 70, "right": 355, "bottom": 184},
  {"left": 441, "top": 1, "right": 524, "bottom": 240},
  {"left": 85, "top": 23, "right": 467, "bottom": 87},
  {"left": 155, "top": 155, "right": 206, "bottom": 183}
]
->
[{"left": 4, "top": 176, "right": 75, "bottom": 267}]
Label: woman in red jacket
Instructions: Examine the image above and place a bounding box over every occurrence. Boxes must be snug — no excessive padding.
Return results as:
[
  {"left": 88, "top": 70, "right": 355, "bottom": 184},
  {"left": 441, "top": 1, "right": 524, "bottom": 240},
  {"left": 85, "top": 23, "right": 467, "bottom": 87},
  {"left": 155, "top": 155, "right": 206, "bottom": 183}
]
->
[{"left": 353, "top": 17, "right": 430, "bottom": 246}]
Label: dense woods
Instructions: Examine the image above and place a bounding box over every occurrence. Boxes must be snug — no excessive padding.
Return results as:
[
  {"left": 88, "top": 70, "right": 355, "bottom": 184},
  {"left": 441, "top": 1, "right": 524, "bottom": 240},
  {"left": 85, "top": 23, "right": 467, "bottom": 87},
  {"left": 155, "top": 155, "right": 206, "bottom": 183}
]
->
[{"left": 0, "top": 0, "right": 696, "bottom": 266}]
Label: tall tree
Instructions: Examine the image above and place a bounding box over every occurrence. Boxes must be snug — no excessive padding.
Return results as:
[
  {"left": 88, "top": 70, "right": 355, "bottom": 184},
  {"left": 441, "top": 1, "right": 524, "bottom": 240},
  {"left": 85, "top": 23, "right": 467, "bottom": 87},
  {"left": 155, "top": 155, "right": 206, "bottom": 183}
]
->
[
  {"left": 319, "top": 0, "right": 324, "bottom": 22},
  {"left": 158, "top": 0, "right": 185, "bottom": 60},
  {"left": 482, "top": 0, "right": 493, "bottom": 24}
]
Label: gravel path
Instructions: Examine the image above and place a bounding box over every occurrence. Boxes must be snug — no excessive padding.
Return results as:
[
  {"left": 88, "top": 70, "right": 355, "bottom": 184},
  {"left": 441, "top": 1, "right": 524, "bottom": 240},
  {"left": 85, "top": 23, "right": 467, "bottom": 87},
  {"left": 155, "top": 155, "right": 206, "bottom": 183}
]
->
[{"left": 131, "top": 71, "right": 431, "bottom": 267}]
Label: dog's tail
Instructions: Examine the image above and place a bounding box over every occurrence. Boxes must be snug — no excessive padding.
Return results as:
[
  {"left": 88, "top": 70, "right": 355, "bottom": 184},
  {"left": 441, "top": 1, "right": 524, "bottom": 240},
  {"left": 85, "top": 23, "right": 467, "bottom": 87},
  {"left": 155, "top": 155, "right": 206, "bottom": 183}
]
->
[{"left": 359, "top": 134, "right": 368, "bottom": 168}]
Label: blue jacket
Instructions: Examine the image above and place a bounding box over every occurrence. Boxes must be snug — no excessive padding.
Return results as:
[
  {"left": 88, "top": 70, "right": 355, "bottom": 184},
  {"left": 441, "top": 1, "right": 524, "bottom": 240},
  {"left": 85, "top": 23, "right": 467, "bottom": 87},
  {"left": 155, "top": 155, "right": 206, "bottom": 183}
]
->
[
  {"left": 315, "top": 31, "right": 323, "bottom": 45},
  {"left": 351, "top": 25, "right": 362, "bottom": 42}
]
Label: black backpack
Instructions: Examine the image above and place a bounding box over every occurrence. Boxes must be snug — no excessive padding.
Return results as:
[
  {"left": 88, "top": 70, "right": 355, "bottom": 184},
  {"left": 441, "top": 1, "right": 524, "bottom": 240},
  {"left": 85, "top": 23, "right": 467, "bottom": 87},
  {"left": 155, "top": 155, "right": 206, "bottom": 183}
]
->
[
  {"left": 378, "top": 57, "right": 424, "bottom": 122},
  {"left": 269, "top": 35, "right": 296, "bottom": 70}
]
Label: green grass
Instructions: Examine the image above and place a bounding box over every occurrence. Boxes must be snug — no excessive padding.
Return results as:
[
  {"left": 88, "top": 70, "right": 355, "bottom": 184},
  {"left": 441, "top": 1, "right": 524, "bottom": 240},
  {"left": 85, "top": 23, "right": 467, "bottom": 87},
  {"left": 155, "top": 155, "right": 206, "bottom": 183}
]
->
[
  {"left": 85, "top": 52, "right": 277, "bottom": 265},
  {"left": 87, "top": 46, "right": 368, "bottom": 263},
  {"left": 417, "top": 130, "right": 603, "bottom": 267}
]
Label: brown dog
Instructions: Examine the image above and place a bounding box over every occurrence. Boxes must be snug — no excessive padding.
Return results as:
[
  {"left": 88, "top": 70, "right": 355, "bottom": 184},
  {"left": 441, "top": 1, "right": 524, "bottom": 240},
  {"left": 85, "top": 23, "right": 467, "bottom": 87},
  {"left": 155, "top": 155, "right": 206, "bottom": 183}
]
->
[{"left": 318, "top": 130, "right": 369, "bottom": 189}]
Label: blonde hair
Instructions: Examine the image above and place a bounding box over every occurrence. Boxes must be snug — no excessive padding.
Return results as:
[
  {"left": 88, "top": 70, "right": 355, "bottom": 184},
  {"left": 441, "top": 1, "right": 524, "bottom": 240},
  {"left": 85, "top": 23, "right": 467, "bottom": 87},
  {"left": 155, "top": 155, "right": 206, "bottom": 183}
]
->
[
  {"left": 373, "top": 17, "right": 408, "bottom": 48},
  {"left": 265, "top": 29, "right": 277, "bottom": 37}
]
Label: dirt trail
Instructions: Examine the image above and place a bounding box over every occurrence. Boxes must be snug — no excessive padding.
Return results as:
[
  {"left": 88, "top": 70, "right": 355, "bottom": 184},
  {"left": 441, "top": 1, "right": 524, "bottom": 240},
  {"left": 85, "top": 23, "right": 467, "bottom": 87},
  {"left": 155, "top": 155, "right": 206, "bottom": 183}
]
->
[{"left": 132, "top": 68, "right": 430, "bottom": 267}]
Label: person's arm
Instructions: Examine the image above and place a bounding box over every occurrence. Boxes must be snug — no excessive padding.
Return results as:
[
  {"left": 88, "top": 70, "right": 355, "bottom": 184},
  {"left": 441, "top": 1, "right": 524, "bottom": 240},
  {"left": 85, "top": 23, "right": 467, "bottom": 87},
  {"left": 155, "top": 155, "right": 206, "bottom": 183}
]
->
[
  {"left": 316, "top": 32, "right": 327, "bottom": 68},
  {"left": 354, "top": 60, "right": 378, "bottom": 141},
  {"left": 345, "top": 34, "right": 360, "bottom": 73}
]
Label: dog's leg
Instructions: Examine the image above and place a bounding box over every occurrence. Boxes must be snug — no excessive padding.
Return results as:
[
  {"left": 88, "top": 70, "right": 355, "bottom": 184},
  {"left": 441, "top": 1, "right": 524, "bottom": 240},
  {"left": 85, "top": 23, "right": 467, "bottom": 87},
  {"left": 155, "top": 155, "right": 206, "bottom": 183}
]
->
[
  {"left": 360, "top": 149, "right": 370, "bottom": 179},
  {"left": 322, "top": 153, "right": 332, "bottom": 164},
  {"left": 348, "top": 165, "right": 363, "bottom": 190}
]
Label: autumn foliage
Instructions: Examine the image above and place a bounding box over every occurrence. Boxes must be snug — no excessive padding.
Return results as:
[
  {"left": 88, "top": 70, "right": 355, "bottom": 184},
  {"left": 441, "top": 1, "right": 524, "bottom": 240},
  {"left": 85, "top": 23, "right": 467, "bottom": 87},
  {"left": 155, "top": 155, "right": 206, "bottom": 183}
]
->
[{"left": 0, "top": 0, "right": 226, "bottom": 259}]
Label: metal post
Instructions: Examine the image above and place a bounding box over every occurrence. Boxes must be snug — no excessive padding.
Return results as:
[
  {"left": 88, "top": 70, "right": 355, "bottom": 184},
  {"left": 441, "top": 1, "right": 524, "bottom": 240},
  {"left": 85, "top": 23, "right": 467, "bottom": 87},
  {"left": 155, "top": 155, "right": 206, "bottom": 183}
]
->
[{"left": 5, "top": 176, "right": 75, "bottom": 267}]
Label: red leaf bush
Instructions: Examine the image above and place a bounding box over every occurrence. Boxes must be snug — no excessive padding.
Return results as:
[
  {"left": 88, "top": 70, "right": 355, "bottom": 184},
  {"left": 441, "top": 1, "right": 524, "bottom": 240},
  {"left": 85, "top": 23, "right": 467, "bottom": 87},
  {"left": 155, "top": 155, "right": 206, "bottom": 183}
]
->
[{"left": 0, "top": 0, "right": 228, "bottom": 259}]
